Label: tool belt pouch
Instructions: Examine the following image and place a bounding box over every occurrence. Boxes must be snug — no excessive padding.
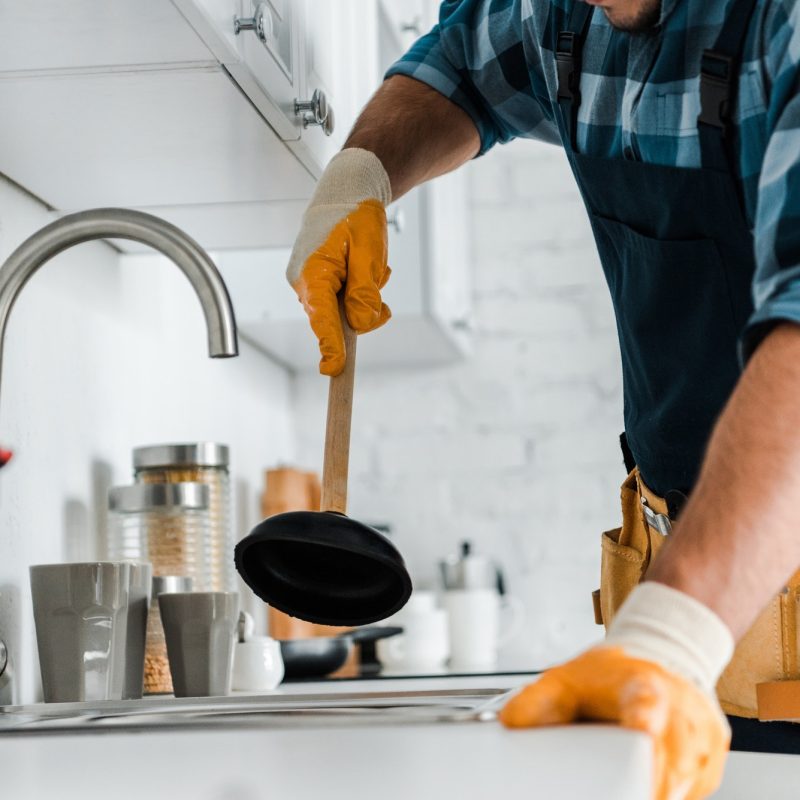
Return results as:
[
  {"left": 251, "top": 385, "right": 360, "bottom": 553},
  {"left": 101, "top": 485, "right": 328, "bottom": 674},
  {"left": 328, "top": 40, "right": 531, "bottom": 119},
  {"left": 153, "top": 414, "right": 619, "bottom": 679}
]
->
[
  {"left": 598, "top": 471, "right": 667, "bottom": 628},
  {"left": 599, "top": 528, "right": 644, "bottom": 628},
  {"left": 717, "top": 580, "right": 800, "bottom": 720},
  {"left": 597, "top": 470, "right": 800, "bottom": 720}
]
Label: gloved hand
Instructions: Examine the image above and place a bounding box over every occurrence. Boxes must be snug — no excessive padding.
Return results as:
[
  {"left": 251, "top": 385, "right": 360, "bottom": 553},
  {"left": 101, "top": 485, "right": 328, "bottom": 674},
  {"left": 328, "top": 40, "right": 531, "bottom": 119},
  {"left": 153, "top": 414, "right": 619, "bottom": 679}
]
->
[
  {"left": 286, "top": 148, "right": 393, "bottom": 376},
  {"left": 500, "top": 583, "right": 734, "bottom": 800}
]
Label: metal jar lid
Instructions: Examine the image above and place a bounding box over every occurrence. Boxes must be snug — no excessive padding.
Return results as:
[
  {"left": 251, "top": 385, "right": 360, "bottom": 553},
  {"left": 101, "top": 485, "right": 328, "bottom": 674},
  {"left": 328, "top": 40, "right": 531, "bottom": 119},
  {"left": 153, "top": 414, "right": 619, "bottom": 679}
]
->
[
  {"left": 152, "top": 575, "right": 193, "bottom": 596},
  {"left": 132, "top": 443, "right": 230, "bottom": 470},
  {"left": 108, "top": 483, "right": 210, "bottom": 513}
]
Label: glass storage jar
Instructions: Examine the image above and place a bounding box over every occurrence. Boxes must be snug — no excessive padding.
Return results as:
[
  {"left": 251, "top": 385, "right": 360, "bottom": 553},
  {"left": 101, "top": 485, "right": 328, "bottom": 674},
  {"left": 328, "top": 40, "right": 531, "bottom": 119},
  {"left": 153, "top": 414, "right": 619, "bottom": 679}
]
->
[
  {"left": 107, "top": 482, "right": 211, "bottom": 589},
  {"left": 133, "top": 443, "right": 234, "bottom": 592}
]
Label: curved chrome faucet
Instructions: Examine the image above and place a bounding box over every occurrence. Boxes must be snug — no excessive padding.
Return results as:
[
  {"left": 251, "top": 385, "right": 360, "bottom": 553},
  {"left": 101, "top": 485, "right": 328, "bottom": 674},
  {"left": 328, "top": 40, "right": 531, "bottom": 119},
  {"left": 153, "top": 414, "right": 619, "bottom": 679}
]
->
[{"left": 0, "top": 208, "right": 239, "bottom": 403}]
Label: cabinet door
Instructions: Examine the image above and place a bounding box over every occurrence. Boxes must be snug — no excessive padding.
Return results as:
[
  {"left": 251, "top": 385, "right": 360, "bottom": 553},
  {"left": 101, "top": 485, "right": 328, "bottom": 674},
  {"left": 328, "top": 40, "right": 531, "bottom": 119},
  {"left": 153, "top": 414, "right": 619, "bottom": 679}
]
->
[
  {"left": 236, "top": 0, "right": 304, "bottom": 140},
  {"left": 289, "top": 0, "right": 379, "bottom": 174},
  {"left": 177, "top": 0, "right": 381, "bottom": 174},
  {"left": 384, "top": 190, "right": 425, "bottom": 316},
  {"left": 174, "top": 0, "right": 304, "bottom": 141},
  {"left": 424, "top": 169, "right": 474, "bottom": 350}
]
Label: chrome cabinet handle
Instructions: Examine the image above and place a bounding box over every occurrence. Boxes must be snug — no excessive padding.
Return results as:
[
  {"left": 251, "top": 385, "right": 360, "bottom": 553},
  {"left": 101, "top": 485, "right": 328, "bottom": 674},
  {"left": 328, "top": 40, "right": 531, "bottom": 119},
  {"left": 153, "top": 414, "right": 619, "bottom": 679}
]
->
[
  {"left": 294, "top": 89, "right": 335, "bottom": 136},
  {"left": 386, "top": 206, "right": 405, "bottom": 234},
  {"left": 233, "top": 2, "right": 273, "bottom": 43},
  {"left": 401, "top": 16, "right": 422, "bottom": 35},
  {"left": 450, "top": 317, "right": 474, "bottom": 332}
]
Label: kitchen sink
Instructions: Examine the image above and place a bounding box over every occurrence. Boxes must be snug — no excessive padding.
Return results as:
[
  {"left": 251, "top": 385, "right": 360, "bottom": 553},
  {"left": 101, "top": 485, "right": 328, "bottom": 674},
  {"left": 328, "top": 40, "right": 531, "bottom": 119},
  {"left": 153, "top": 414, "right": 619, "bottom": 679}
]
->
[{"left": 0, "top": 687, "right": 512, "bottom": 734}]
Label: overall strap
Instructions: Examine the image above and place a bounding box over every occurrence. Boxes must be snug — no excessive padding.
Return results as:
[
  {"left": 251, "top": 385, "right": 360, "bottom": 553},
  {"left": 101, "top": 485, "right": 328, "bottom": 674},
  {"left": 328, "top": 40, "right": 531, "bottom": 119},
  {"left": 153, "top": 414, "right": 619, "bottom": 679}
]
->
[
  {"left": 697, "top": 0, "right": 761, "bottom": 172},
  {"left": 555, "top": 2, "right": 594, "bottom": 151}
]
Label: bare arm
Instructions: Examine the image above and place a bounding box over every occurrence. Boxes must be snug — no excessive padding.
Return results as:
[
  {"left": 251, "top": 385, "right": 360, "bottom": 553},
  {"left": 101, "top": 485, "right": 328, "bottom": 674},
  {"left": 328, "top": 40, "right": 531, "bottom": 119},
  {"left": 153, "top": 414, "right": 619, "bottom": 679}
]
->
[
  {"left": 345, "top": 75, "right": 480, "bottom": 200},
  {"left": 648, "top": 323, "right": 800, "bottom": 639}
]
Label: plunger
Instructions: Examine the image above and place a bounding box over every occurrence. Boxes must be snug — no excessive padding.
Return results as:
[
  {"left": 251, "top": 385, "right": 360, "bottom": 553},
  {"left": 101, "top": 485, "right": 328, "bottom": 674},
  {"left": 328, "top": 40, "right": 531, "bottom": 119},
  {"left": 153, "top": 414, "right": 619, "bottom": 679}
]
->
[{"left": 235, "top": 296, "right": 413, "bottom": 626}]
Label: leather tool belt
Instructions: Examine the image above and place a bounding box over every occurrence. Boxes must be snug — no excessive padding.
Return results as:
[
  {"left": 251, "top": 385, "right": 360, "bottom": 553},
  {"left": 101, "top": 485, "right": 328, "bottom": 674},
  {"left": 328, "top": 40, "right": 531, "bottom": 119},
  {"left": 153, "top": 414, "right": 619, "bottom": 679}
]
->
[{"left": 594, "top": 468, "right": 800, "bottom": 721}]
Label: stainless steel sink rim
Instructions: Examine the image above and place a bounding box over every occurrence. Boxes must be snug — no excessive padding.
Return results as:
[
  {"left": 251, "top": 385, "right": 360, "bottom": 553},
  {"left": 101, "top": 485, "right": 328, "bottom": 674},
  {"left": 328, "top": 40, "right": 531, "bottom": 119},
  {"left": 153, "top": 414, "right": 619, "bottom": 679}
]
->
[{"left": 0, "top": 687, "right": 512, "bottom": 734}]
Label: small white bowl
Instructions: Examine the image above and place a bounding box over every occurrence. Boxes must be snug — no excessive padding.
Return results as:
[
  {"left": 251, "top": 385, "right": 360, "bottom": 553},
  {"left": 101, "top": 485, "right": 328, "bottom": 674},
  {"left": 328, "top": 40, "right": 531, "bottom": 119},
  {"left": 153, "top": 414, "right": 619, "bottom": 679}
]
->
[{"left": 232, "top": 636, "right": 284, "bottom": 692}]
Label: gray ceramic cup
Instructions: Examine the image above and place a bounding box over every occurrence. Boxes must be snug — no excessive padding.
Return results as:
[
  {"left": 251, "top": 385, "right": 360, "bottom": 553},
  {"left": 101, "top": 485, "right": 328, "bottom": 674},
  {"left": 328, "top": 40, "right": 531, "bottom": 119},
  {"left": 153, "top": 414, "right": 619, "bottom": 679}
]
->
[
  {"left": 30, "top": 562, "right": 133, "bottom": 703},
  {"left": 122, "top": 562, "right": 153, "bottom": 699},
  {"left": 159, "top": 592, "right": 239, "bottom": 697}
]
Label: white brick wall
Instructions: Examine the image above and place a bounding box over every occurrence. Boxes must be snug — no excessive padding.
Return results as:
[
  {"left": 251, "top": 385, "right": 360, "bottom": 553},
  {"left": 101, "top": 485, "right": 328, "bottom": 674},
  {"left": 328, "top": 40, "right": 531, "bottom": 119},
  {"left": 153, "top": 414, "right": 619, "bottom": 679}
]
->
[{"left": 293, "top": 139, "right": 627, "bottom": 667}]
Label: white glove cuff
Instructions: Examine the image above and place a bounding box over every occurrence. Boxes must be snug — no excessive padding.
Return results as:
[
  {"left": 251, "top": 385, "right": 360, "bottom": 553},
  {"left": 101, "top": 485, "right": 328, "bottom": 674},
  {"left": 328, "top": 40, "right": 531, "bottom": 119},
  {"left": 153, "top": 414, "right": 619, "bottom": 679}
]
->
[
  {"left": 286, "top": 148, "right": 391, "bottom": 286},
  {"left": 605, "top": 582, "right": 735, "bottom": 694},
  {"left": 309, "top": 148, "right": 392, "bottom": 208}
]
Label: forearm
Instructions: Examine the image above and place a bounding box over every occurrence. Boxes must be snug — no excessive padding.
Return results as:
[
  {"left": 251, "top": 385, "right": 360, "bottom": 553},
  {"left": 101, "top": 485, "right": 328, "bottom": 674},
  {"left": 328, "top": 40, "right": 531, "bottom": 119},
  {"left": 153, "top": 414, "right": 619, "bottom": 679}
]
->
[
  {"left": 648, "top": 322, "right": 800, "bottom": 639},
  {"left": 344, "top": 75, "right": 480, "bottom": 199}
]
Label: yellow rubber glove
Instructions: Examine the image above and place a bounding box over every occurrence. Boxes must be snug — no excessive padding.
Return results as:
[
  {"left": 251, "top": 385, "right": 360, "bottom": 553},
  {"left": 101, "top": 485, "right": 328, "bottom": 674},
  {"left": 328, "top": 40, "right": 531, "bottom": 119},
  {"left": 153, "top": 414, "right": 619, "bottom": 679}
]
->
[
  {"left": 286, "top": 148, "right": 392, "bottom": 376},
  {"left": 500, "top": 583, "right": 734, "bottom": 800}
]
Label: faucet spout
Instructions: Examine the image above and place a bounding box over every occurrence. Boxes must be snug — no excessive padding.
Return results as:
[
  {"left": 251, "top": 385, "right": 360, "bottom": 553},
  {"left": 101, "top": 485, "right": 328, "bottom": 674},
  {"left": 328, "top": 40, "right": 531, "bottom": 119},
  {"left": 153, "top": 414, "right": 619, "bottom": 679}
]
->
[{"left": 0, "top": 208, "right": 239, "bottom": 401}]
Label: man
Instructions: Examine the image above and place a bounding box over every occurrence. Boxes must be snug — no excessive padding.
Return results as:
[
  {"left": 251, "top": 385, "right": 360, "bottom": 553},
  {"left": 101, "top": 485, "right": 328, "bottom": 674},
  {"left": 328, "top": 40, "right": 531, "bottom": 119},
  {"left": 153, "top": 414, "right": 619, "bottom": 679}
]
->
[{"left": 286, "top": 0, "right": 800, "bottom": 796}]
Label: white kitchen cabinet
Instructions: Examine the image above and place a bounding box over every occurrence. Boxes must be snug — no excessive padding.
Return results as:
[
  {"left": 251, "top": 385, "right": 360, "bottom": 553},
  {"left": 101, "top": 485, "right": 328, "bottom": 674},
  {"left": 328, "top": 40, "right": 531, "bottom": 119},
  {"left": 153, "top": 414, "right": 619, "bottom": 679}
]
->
[
  {"left": 420, "top": 171, "right": 474, "bottom": 349},
  {"left": 176, "top": 0, "right": 379, "bottom": 176},
  {"left": 0, "top": 0, "right": 216, "bottom": 72},
  {"left": 0, "top": 0, "right": 317, "bottom": 234},
  {"left": 0, "top": 0, "right": 377, "bottom": 237},
  {"left": 286, "top": 0, "right": 380, "bottom": 170},
  {"left": 0, "top": 69, "right": 314, "bottom": 211},
  {"left": 212, "top": 0, "right": 472, "bottom": 371},
  {"left": 174, "top": 0, "right": 305, "bottom": 142},
  {"left": 0, "top": 0, "right": 472, "bottom": 368}
]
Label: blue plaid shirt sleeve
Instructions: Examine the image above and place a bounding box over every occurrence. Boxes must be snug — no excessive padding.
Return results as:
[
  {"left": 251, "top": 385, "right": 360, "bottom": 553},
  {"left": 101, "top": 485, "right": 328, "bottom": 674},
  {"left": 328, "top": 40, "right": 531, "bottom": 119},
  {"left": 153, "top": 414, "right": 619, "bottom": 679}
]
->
[
  {"left": 746, "top": 2, "right": 800, "bottom": 358},
  {"left": 384, "top": 0, "right": 558, "bottom": 156}
]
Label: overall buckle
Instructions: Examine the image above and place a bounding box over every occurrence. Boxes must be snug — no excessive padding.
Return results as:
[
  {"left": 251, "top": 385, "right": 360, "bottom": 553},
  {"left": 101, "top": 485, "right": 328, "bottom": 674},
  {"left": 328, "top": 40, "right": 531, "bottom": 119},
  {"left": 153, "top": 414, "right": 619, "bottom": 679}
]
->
[
  {"left": 698, "top": 50, "right": 736, "bottom": 133},
  {"left": 641, "top": 496, "right": 672, "bottom": 536},
  {"left": 556, "top": 31, "right": 581, "bottom": 103}
]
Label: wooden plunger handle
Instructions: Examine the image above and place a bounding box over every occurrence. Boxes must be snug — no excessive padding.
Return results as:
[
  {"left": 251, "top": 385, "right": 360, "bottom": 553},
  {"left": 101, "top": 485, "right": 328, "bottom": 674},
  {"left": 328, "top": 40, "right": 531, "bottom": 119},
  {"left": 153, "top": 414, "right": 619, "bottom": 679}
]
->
[{"left": 320, "top": 296, "right": 357, "bottom": 514}]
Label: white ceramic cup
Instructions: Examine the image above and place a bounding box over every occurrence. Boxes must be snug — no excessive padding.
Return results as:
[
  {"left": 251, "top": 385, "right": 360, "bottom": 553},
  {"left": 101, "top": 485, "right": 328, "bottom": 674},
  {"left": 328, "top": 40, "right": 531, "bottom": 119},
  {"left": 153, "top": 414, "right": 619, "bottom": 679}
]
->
[
  {"left": 444, "top": 589, "right": 522, "bottom": 669},
  {"left": 232, "top": 637, "right": 285, "bottom": 692},
  {"left": 377, "top": 599, "right": 450, "bottom": 672}
]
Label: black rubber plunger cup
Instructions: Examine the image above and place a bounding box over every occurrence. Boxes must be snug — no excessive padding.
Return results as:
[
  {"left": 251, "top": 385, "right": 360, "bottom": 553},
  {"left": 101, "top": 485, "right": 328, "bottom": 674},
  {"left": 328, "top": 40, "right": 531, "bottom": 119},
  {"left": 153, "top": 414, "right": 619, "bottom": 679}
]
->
[{"left": 235, "top": 297, "right": 412, "bottom": 626}]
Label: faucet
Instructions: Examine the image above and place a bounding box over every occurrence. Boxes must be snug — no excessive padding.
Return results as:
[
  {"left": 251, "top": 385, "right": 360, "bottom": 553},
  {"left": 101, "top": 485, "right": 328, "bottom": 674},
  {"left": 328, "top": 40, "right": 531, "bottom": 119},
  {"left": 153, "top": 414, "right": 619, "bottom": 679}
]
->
[
  {"left": 0, "top": 207, "right": 239, "bottom": 456},
  {"left": 0, "top": 207, "right": 239, "bottom": 404}
]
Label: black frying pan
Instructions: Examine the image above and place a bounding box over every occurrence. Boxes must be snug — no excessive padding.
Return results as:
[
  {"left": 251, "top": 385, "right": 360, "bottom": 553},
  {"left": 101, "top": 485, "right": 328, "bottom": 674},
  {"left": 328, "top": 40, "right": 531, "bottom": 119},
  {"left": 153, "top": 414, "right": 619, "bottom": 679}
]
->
[{"left": 280, "top": 626, "right": 403, "bottom": 679}]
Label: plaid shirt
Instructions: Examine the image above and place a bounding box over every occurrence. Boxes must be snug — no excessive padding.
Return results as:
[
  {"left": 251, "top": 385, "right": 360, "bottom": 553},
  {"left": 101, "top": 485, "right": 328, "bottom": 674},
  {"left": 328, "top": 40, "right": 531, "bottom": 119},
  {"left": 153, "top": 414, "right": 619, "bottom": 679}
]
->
[{"left": 386, "top": 0, "right": 800, "bottom": 356}]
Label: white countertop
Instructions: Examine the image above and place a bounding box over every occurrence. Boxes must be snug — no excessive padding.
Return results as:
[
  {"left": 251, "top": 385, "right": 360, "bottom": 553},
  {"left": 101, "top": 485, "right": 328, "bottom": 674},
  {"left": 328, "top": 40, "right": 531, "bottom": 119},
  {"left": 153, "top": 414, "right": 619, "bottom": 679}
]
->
[{"left": 1, "top": 674, "right": 798, "bottom": 800}]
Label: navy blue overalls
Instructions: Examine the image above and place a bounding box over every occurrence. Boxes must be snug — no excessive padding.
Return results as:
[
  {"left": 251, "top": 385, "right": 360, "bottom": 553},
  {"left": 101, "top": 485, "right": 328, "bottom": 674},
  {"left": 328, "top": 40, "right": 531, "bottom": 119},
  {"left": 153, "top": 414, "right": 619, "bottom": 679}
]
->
[{"left": 552, "top": 0, "right": 800, "bottom": 752}]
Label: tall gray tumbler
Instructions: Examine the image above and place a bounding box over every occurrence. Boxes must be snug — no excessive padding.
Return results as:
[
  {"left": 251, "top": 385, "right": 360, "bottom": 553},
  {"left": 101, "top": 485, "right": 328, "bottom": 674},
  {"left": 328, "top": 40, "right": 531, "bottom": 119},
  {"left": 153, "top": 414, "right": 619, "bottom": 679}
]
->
[{"left": 30, "top": 562, "right": 132, "bottom": 703}]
